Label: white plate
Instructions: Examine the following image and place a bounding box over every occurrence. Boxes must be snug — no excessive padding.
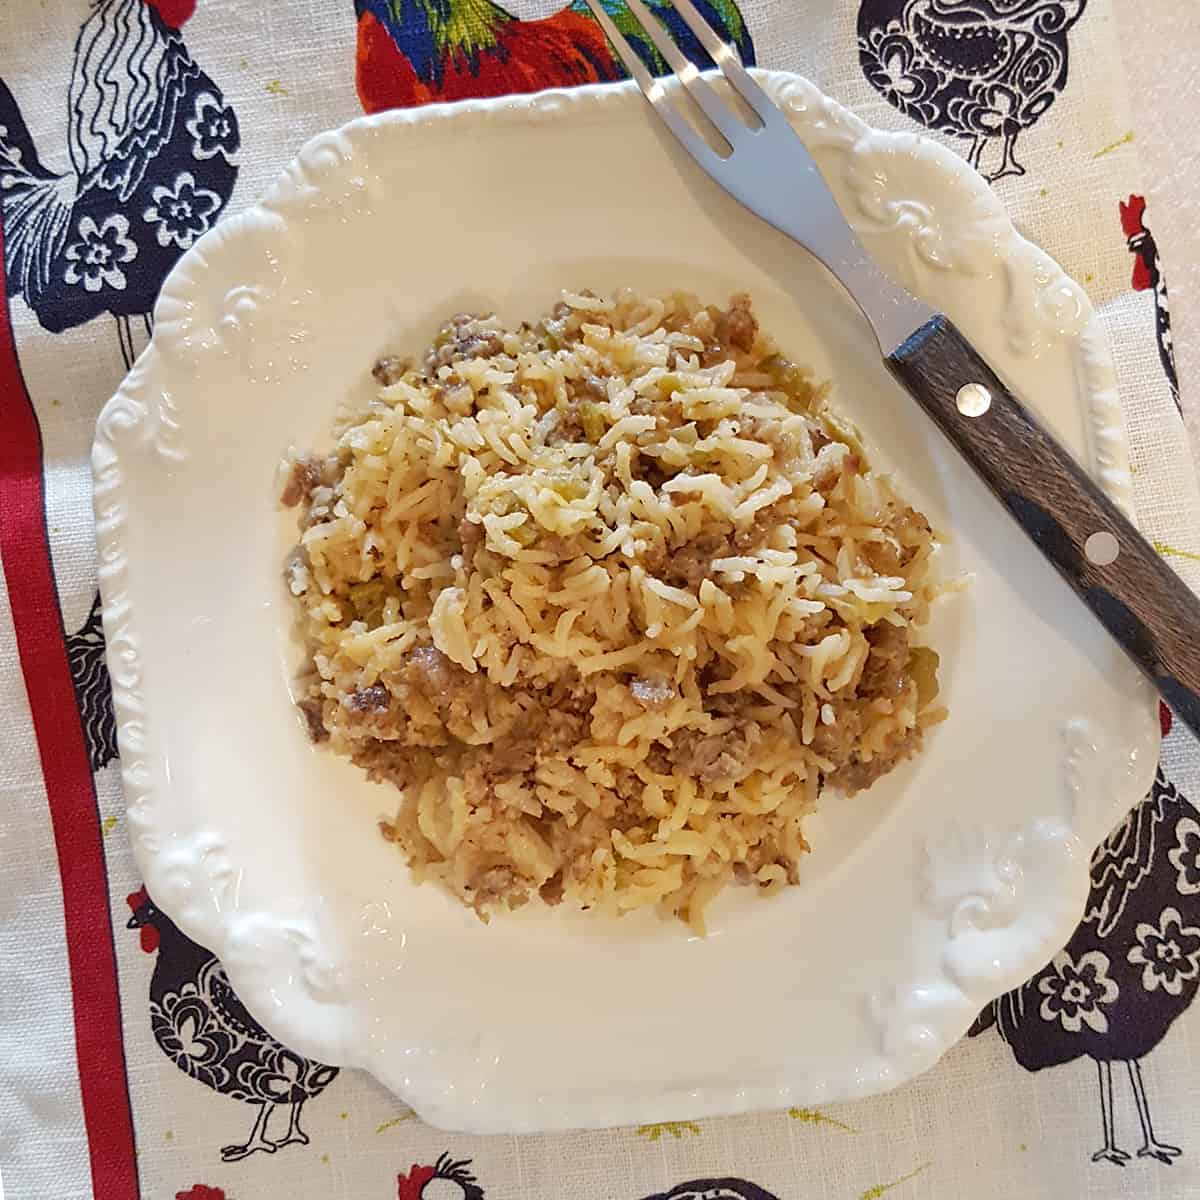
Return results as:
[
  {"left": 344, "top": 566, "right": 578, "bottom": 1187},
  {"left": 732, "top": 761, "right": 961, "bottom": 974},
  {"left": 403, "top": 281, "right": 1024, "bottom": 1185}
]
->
[{"left": 94, "top": 73, "right": 1159, "bottom": 1134}]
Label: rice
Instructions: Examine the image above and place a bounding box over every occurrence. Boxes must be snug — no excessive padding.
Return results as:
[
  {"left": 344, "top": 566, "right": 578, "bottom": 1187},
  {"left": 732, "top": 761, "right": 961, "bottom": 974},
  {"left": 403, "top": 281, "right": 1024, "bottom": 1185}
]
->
[{"left": 283, "top": 290, "right": 944, "bottom": 932}]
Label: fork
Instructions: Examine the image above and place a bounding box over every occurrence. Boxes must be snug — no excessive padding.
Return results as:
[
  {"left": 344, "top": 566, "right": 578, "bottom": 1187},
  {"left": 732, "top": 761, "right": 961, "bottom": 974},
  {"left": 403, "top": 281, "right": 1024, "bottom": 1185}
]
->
[{"left": 585, "top": 0, "right": 1200, "bottom": 737}]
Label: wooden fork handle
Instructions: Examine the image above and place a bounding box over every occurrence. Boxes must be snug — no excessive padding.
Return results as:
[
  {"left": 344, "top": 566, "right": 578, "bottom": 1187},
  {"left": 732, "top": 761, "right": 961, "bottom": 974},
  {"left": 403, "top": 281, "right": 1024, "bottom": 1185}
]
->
[{"left": 886, "top": 313, "right": 1200, "bottom": 736}]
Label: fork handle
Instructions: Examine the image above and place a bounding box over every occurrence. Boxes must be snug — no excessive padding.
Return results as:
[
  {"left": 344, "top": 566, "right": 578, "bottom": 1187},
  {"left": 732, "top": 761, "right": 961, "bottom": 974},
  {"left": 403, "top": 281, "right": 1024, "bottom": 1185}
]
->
[{"left": 886, "top": 313, "right": 1200, "bottom": 736}]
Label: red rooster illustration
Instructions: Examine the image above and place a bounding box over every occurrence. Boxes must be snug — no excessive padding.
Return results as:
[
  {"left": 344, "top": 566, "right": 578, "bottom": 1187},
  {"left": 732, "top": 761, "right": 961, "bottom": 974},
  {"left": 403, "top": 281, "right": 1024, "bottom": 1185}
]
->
[
  {"left": 399, "top": 1154, "right": 486, "bottom": 1200},
  {"left": 0, "top": 0, "right": 240, "bottom": 369},
  {"left": 1120, "top": 194, "right": 1179, "bottom": 414},
  {"left": 127, "top": 887, "right": 339, "bottom": 1161},
  {"left": 354, "top": 0, "right": 756, "bottom": 114}
]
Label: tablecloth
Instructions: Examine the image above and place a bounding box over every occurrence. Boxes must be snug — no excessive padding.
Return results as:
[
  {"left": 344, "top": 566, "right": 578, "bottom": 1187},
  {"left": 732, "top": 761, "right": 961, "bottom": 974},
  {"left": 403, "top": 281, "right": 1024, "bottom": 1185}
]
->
[
  {"left": 1115, "top": 1, "right": 1200, "bottom": 469},
  {"left": 2, "top": 2, "right": 1198, "bottom": 1198}
]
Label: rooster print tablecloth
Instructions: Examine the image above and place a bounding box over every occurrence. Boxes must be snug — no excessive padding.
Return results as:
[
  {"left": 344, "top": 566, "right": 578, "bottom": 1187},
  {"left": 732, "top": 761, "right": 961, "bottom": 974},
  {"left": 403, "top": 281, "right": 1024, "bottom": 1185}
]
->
[{"left": 1, "top": 3, "right": 1197, "bottom": 1199}]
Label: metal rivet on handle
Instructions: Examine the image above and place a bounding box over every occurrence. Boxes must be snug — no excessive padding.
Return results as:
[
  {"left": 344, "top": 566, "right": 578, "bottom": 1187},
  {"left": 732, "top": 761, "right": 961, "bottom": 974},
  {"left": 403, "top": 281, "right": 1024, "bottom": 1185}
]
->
[
  {"left": 956, "top": 383, "right": 992, "bottom": 417},
  {"left": 1084, "top": 531, "right": 1120, "bottom": 566}
]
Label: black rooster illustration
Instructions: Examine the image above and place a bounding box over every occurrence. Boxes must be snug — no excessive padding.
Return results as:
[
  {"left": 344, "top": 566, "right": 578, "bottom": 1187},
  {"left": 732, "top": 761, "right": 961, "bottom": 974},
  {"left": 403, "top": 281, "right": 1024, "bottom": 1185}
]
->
[
  {"left": 0, "top": 0, "right": 240, "bottom": 369},
  {"left": 126, "top": 886, "right": 338, "bottom": 1161},
  {"left": 1121, "top": 194, "right": 1179, "bottom": 415},
  {"left": 65, "top": 591, "right": 119, "bottom": 772},
  {"left": 858, "top": 0, "right": 1086, "bottom": 181},
  {"left": 641, "top": 1184, "right": 781, "bottom": 1200},
  {"left": 970, "top": 708, "right": 1200, "bottom": 1165}
]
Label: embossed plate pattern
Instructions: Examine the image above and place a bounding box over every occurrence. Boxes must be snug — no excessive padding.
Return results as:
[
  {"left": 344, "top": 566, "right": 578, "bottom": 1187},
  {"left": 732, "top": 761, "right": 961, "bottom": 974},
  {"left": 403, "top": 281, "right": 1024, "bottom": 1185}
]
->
[{"left": 94, "top": 74, "right": 1159, "bottom": 1133}]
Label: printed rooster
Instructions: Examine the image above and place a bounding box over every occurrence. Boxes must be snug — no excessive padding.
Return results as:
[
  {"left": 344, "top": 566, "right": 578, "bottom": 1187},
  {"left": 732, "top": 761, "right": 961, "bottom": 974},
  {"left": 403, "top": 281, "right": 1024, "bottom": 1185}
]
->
[
  {"left": 970, "top": 706, "right": 1200, "bottom": 1165},
  {"left": 0, "top": 0, "right": 240, "bottom": 369},
  {"left": 126, "top": 887, "right": 338, "bottom": 1161},
  {"left": 858, "top": 0, "right": 1086, "bottom": 182},
  {"left": 395, "top": 1162, "right": 780, "bottom": 1200},
  {"left": 399, "top": 1155, "right": 486, "bottom": 1200},
  {"left": 354, "top": 0, "right": 756, "bottom": 114},
  {"left": 1121, "top": 194, "right": 1179, "bottom": 414}
]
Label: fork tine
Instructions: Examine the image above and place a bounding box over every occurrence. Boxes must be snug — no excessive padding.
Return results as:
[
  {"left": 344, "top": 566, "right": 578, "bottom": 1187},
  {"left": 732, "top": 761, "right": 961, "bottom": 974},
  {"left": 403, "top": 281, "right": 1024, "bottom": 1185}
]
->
[
  {"left": 584, "top": 0, "right": 656, "bottom": 93},
  {"left": 666, "top": 0, "right": 786, "bottom": 130},
  {"left": 582, "top": 0, "right": 722, "bottom": 164},
  {"left": 622, "top": 0, "right": 741, "bottom": 146}
]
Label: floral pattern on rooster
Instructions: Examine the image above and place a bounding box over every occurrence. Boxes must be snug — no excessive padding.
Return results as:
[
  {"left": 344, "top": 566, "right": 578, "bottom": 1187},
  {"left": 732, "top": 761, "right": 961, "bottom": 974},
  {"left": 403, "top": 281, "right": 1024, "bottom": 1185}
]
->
[
  {"left": 126, "top": 887, "right": 339, "bottom": 1162},
  {"left": 0, "top": 0, "right": 241, "bottom": 369},
  {"left": 353, "top": 0, "right": 756, "bottom": 114},
  {"left": 857, "top": 0, "right": 1086, "bottom": 182},
  {"left": 970, "top": 704, "right": 1200, "bottom": 1166}
]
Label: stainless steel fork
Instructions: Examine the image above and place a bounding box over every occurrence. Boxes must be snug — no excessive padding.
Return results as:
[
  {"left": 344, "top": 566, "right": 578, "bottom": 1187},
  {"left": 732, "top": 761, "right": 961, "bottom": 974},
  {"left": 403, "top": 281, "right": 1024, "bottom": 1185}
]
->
[{"left": 587, "top": 0, "right": 1200, "bottom": 735}]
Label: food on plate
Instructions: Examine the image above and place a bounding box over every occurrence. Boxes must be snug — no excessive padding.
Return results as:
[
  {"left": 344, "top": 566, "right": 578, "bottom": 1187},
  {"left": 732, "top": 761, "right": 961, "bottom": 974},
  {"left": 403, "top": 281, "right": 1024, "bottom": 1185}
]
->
[{"left": 282, "top": 290, "right": 944, "bottom": 930}]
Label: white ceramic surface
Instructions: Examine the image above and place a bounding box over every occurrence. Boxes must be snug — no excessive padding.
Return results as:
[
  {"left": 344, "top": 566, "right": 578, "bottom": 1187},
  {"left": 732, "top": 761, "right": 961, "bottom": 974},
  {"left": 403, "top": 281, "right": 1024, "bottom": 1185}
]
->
[{"left": 93, "top": 72, "right": 1160, "bottom": 1134}]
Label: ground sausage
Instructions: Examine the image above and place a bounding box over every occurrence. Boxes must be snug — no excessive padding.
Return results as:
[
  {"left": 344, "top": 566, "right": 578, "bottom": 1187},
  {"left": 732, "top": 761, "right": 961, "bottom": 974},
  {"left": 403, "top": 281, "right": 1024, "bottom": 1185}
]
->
[
  {"left": 372, "top": 356, "right": 408, "bottom": 386},
  {"left": 538, "top": 872, "right": 565, "bottom": 906},
  {"left": 667, "top": 723, "right": 760, "bottom": 783},
  {"left": 830, "top": 731, "right": 921, "bottom": 795},
  {"left": 458, "top": 517, "right": 483, "bottom": 551},
  {"left": 345, "top": 684, "right": 391, "bottom": 713},
  {"left": 403, "top": 644, "right": 454, "bottom": 698},
  {"left": 280, "top": 457, "right": 321, "bottom": 508},
  {"left": 715, "top": 293, "right": 758, "bottom": 353},
  {"left": 570, "top": 374, "right": 607, "bottom": 401},
  {"left": 859, "top": 623, "right": 910, "bottom": 701},
  {"left": 662, "top": 530, "right": 731, "bottom": 589},
  {"left": 296, "top": 697, "right": 328, "bottom": 742},
  {"left": 468, "top": 865, "right": 519, "bottom": 912},
  {"left": 426, "top": 314, "right": 505, "bottom": 372}
]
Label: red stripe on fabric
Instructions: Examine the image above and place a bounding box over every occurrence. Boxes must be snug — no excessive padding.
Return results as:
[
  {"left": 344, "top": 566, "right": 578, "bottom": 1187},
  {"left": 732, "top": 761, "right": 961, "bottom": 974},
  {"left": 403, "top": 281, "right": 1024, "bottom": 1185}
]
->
[{"left": 0, "top": 234, "right": 140, "bottom": 1198}]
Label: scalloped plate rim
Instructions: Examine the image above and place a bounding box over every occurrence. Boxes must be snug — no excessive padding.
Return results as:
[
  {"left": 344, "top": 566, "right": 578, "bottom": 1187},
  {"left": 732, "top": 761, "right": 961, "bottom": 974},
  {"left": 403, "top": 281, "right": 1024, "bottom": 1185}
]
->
[{"left": 93, "top": 71, "right": 1158, "bottom": 1133}]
